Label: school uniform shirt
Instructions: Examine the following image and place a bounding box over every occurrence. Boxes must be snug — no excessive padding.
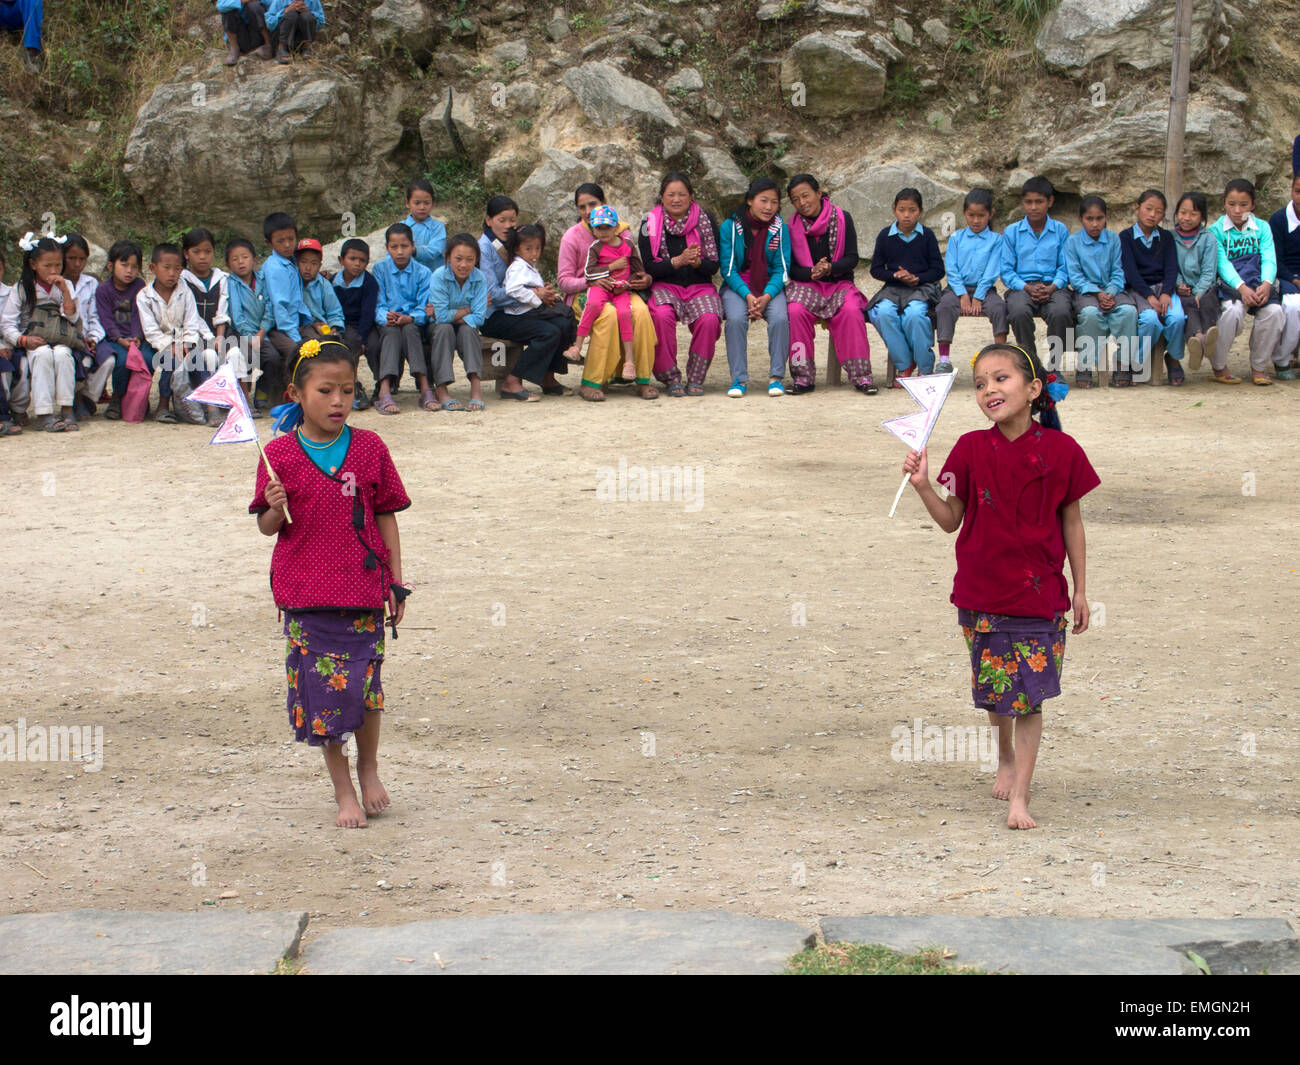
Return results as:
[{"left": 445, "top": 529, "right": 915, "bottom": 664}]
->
[
  {"left": 868, "top": 222, "right": 943, "bottom": 285},
  {"left": 263, "top": 250, "right": 310, "bottom": 342},
  {"left": 1174, "top": 229, "right": 1219, "bottom": 298},
  {"left": 301, "top": 274, "right": 345, "bottom": 330},
  {"left": 1268, "top": 203, "right": 1300, "bottom": 285},
  {"left": 226, "top": 270, "right": 274, "bottom": 336},
  {"left": 1064, "top": 228, "right": 1125, "bottom": 295},
  {"left": 719, "top": 212, "right": 790, "bottom": 299},
  {"left": 372, "top": 256, "right": 433, "bottom": 327},
  {"left": 1, "top": 279, "right": 81, "bottom": 348},
  {"left": 999, "top": 217, "right": 1069, "bottom": 291},
  {"left": 137, "top": 279, "right": 213, "bottom": 352},
  {"left": 478, "top": 232, "right": 519, "bottom": 312},
  {"left": 264, "top": 0, "right": 324, "bottom": 31},
  {"left": 1209, "top": 213, "right": 1277, "bottom": 291},
  {"left": 1118, "top": 225, "right": 1178, "bottom": 297},
  {"left": 940, "top": 423, "right": 1100, "bottom": 620},
  {"left": 181, "top": 267, "right": 231, "bottom": 332},
  {"left": 404, "top": 214, "right": 447, "bottom": 274},
  {"left": 249, "top": 427, "right": 410, "bottom": 612},
  {"left": 503, "top": 258, "right": 546, "bottom": 313},
  {"left": 944, "top": 227, "right": 1003, "bottom": 299},
  {"left": 332, "top": 269, "right": 379, "bottom": 335},
  {"left": 70, "top": 274, "right": 106, "bottom": 345},
  {"left": 95, "top": 277, "right": 146, "bottom": 343},
  {"left": 429, "top": 265, "right": 488, "bottom": 330}
]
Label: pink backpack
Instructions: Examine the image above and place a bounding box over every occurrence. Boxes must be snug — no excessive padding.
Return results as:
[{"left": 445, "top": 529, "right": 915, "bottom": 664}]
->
[{"left": 120, "top": 343, "right": 152, "bottom": 422}]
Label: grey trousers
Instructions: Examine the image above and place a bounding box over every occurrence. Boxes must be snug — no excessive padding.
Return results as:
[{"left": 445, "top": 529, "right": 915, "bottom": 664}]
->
[
  {"left": 428, "top": 322, "right": 483, "bottom": 386},
  {"left": 1005, "top": 287, "right": 1073, "bottom": 367},
  {"left": 935, "top": 287, "right": 1008, "bottom": 343},
  {"left": 377, "top": 322, "right": 427, "bottom": 383}
]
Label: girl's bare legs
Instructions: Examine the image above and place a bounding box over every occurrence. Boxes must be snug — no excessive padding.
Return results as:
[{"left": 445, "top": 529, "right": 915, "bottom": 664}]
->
[
  {"left": 354, "top": 711, "right": 390, "bottom": 816},
  {"left": 621, "top": 340, "right": 635, "bottom": 379},
  {"left": 1008, "top": 713, "right": 1042, "bottom": 829},
  {"left": 321, "top": 742, "right": 366, "bottom": 828},
  {"left": 989, "top": 712, "right": 1014, "bottom": 800}
]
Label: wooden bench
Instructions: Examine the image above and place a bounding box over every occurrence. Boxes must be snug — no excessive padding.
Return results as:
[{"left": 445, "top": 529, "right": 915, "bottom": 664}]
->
[{"left": 477, "top": 337, "right": 524, "bottom": 381}]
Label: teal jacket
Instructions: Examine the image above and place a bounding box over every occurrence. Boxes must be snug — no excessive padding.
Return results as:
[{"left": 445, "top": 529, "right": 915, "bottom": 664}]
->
[{"left": 719, "top": 213, "right": 790, "bottom": 300}]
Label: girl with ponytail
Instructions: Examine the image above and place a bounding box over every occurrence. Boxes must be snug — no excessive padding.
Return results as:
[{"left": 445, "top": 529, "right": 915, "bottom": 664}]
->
[{"left": 901, "top": 342, "right": 1098, "bottom": 830}]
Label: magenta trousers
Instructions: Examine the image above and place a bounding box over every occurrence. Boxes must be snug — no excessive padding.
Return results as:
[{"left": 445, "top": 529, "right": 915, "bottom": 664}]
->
[
  {"left": 648, "top": 296, "right": 721, "bottom": 379},
  {"left": 578, "top": 286, "right": 634, "bottom": 340}
]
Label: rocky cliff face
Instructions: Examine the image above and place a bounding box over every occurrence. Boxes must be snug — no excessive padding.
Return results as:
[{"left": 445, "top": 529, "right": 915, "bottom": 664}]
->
[{"left": 1, "top": 0, "right": 1295, "bottom": 260}]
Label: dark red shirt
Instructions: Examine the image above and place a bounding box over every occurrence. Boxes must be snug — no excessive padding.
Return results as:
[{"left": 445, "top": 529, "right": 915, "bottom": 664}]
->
[
  {"left": 939, "top": 422, "right": 1099, "bottom": 619},
  {"left": 250, "top": 427, "right": 410, "bottom": 610}
]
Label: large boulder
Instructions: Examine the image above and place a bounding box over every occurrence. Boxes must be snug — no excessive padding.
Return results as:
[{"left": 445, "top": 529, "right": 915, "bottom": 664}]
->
[
  {"left": 1035, "top": 0, "right": 1222, "bottom": 74},
  {"left": 779, "top": 33, "right": 886, "bottom": 118},
  {"left": 419, "top": 88, "right": 494, "bottom": 164},
  {"left": 562, "top": 61, "right": 680, "bottom": 139},
  {"left": 694, "top": 147, "right": 749, "bottom": 212},
  {"left": 828, "top": 161, "right": 965, "bottom": 244},
  {"left": 320, "top": 227, "right": 390, "bottom": 270},
  {"left": 370, "top": 0, "right": 441, "bottom": 62},
  {"left": 123, "top": 69, "right": 401, "bottom": 234},
  {"left": 1026, "top": 99, "right": 1274, "bottom": 203}
]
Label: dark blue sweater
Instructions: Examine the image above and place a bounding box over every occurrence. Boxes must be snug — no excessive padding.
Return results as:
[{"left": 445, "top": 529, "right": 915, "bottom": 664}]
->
[
  {"left": 1268, "top": 208, "right": 1300, "bottom": 285},
  {"left": 332, "top": 271, "right": 379, "bottom": 336},
  {"left": 868, "top": 225, "right": 943, "bottom": 285},
  {"left": 1119, "top": 225, "right": 1178, "bottom": 298}
]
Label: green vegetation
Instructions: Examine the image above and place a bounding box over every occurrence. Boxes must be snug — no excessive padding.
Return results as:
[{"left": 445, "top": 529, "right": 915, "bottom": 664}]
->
[
  {"left": 1007, "top": 0, "right": 1060, "bottom": 26},
  {"left": 787, "top": 942, "right": 991, "bottom": 975},
  {"left": 887, "top": 65, "right": 924, "bottom": 105},
  {"left": 953, "top": 2, "right": 1012, "bottom": 53}
]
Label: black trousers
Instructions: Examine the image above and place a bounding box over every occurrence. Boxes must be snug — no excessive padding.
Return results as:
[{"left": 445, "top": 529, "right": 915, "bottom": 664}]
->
[
  {"left": 222, "top": 3, "right": 268, "bottom": 53},
  {"left": 277, "top": 10, "right": 317, "bottom": 51},
  {"left": 482, "top": 308, "right": 568, "bottom": 386}
]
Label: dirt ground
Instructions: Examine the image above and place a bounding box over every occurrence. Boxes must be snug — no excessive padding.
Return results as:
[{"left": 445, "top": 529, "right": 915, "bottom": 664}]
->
[{"left": 2, "top": 315, "right": 1297, "bottom": 953}]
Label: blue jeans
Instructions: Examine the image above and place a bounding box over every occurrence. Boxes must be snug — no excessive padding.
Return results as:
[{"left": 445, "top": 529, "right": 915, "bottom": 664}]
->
[
  {"left": 721, "top": 287, "right": 789, "bottom": 381},
  {"left": 869, "top": 297, "right": 935, "bottom": 372},
  {"left": 0, "top": 0, "right": 43, "bottom": 50}
]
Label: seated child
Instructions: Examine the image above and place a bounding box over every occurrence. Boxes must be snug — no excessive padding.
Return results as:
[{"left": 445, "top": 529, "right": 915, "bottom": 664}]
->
[
  {"left": 61, "top": 233, "right": 108, "bottom": 415},
  {"left": 331, "top": 238, "right": 380, "bottom": 409},
  {"left": 296, "top": 238, "right": 344, "bottom": 337},
  {"left": 138, "top": 242, "right": 216, "bottom": 424},
  {"left": 935, "top": 189, "right": 1008, "bottom": 373},
  {"left": 0, "top": 234, "right": 82, "bottom": 432},
  {"left": 565, "top": 207, "right": 637, "bottom": 375},
  {"left": 95, "top": 240, "right": 151, "bottom": 421},
  {"left": 261, "top": 211, "right": 312, "bottom": 405},
  {"left": 1119, "top": 190, "right": 1187, "bottom": 385},
  {"left": 502, "top": 224, "right": 576, "bottom": 362},
  {"left": 224, "top": 237, "right": 279, "bottom": 417},
  {"left": 1001, "top": 175, "right": 1072, "bottom": 371},
  {"left": 217, "top": 0, "right": 272, "bottom": 65},
  {"left": 0, "top": 248, "right": 17, "bottom": 435},
  {"left": 372, "top": 222, "right": 435, "bottom": 413},
  {"left": 867, "top": 186, "right": 944, "bottom": 380},
  {"left": 1267, "top": 164, "right": 1300, "bottom": 378},
  {"left": 402, "top": 179, "right": 447, "bottom": 274},
  {"left": 1174, "top": 192, "right": 1220, "bottom": 374},
  {"left": 266, "top": 0, "right": 323, "bottom": 63},
  {"left": 1065, "top": 196, "right": 1139, "bottom": 388},
  {"left": 1208, "top": 178, "right": 1285, "bottom": 385},
  {"left": 182, "top": 226, "right": 233, "bottom": 425},
  {"left": 427, "top": 233, "right": 488, "bottom": 411}
]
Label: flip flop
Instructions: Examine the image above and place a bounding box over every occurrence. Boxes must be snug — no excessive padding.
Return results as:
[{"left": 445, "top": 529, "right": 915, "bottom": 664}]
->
[
  {"left": 420, "top": 389, "right": 439, "bottom": 411},
  {"left": 62, "top": 416, "right": 80, "bottom": 432},
  {"left": 499, "top": 388, "right": 540, "bottom": 402},
  {"left": 666, "top": 381, "right": 685, "bottom": 397},
  {"left": 153, "top": 409, "right": 179, "bottom": 423},
  {"left": 375, "top": 394, "right": 400, "bottom": 414},
  {"left": 440, "top": 398, "right": 466, "bottom": 411},
  {"left": 0, "top": 422, "right": 21, "bottom": 436},
  {"left": 466, "top": 399, "right": 485, "bottom": 411},
  {"left": 1208, "top": 371, "right": 1242, "bottom": 384},
  {"left": 685, "top": 383, "right": 704, "bottom": 396},
  {"left": 42, "top": 416, "right": 66, "bottom": 433}
]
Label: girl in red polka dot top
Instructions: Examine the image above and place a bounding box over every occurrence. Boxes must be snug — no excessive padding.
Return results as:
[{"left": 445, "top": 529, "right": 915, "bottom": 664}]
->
[{"left": 250, "top": 335, "right": 411, "bottom": 829}]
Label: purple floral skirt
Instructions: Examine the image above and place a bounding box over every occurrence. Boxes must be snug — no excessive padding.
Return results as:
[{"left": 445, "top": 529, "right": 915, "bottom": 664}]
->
[
  {"left": 284, "top": 609, "right": 385, "bottom": 746},
  {"left": 958, "top": 609, "right": 1068, "bottom": 717}
]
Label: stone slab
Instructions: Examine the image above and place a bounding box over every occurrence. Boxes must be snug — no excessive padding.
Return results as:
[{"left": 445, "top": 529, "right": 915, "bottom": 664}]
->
[
  {"left": 0, "top": 909, "right": 308, "bottom": 975},
  {"left": 303, "top": 909, "right": 816, "bottom": 975},
  {"left": 820, "top": 916, "right": 1299, "bottom": 975}
]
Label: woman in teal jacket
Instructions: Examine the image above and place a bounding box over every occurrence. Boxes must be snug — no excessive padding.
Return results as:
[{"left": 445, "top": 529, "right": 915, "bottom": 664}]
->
[{"left": 719, "top": 178, "right": 791, "bottom": 396}]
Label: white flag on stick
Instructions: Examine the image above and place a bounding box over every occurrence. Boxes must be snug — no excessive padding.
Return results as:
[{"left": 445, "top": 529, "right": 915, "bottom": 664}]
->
[{"left": 881, "top": 371, "right": 957, "bottom": 518}]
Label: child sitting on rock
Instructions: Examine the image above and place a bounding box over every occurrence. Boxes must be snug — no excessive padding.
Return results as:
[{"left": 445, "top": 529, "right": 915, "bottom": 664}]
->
[
  {"left": 266, "top": 0, "right": 323, "bottom": 63},
  {"left": 217, "top": 0, "right": 273, "bottom": 65}
]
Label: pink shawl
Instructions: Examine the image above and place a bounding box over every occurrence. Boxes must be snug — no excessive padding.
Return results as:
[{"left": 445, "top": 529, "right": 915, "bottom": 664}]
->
[{"left": 789, "top": 196, "right": 845, "bottom": 268}]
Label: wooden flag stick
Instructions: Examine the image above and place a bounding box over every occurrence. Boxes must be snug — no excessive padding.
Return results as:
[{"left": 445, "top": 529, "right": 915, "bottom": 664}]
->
[
  {"left": 256, "top": 439, "right": 292, "bottom": 524},
  {"left": 888, "top": 472, "right": 911, "bottom": 519}
]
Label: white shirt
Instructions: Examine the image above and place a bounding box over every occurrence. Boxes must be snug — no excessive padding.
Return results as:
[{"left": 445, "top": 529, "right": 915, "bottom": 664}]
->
[
  {"left": 70, "top": 273, "right": 105, "bottom": 345},
  {"left": 137, "top": 280, "right": 214, "bottom": 351},
  {"left": 503, "top": 258, "right": 545, "bottom": 313},
  {"left": 1, "top": 278, "right": 81, "bottom": 348}
]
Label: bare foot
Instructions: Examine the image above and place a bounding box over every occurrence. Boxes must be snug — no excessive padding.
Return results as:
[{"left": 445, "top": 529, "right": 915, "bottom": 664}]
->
[
  {"left": 622, "top": 360, "right": 636, "bottom": 378},
  {"left": 358, "top": 767, "right": 391, "bottom": 816},
  {"left": 1007, "top": 798, "right": 1036, "bottom": 829},
  {"left": 336, "top": 792, "right": 368, "bottom": 828},
  {"left": 992, "top": 764, "right": 1015, "bottom": 800}
]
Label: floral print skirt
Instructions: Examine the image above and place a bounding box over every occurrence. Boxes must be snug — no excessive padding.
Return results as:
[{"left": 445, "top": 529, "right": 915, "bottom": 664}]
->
[
  {"left": 958, "top": 609, "right": 1067, "bottom": 717},
  {"left": 284, "top": 609, "right": 385, "bottom": 746}
]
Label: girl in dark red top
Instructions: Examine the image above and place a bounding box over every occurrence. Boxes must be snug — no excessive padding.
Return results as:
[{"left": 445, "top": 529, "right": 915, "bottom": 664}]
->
[
  {"left": 902, "top": 343, "right": 1098, "bottom": 830},
  {"left": 250, "top": 335, "right": 411, "bottom": 828}
]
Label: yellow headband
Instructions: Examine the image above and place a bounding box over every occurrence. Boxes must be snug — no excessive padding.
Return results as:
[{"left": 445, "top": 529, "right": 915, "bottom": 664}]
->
[
  {"left": 290, "top": 330, "right": 351, "bottom": 381},
  {"left": 971, "top": 343, "right": 1037, "bottom": 382}
]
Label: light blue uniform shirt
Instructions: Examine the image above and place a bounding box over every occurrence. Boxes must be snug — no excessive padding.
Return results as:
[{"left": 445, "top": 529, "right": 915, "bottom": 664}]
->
[
  {"left": 428, "top": 265, "right": 488, "bottom": 330},
  {"left": 372, "top": 256, "right": 433, "bottom": 327},
  {"left": 1000, "top": 216, "right": 1069, "bottom": 291},
  {"left": 226, "top": 269, "right": 273, "bottom": 335},
  {"left": 265, "top": 0, "right": 324, "bottom": 31},
  {"left": 262, "top": 251, "right": 309, "bottom": 342},
  {"left": 944, "top": 227, "right": 1003, "bottom": 300},
  {"left": 302, "top": 274, "right": 345, "bottom": 329},
  {"left": 404, "top": 215, "right": 447, "bottom": 275},
  {"left": 1065, "top": 228, "right": 1125, "bottom": 295}
]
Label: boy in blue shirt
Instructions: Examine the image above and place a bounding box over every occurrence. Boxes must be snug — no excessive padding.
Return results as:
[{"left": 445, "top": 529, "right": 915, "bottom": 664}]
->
[
  {"left": 1000, "top": 176, "right": 1072, "bottom": 371},
  {"left": 261, "top": 211, "right": 312, "bottom": 394},
  {"left": 266, "top": 0, "right": 323, "bottom": 64},
  {"left": 217, "top": 0, "right": 272, "bottom": 65},
  {"left": 1065, "top": 196, "right": 1139, "bottom": 387},
  {"left": 295, "top": 238, "right": 345, "bottom": 333},
  {"left": 332, "top": 238, "right": 380, "bottom": 409},
  {"left": 371, "top": 223, "right": 435, "bottom": 413}
]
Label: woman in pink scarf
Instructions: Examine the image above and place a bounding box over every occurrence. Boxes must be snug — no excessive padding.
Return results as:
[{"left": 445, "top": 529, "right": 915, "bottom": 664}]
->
[
  {"left": 786, "top": 173, "right": 877, "bottom": 394},
  {"left": 557, "top": 183, "right": 659, "bottom": 401},
  {"left": 637, "top": 173, "right": 724, "bottom": 396}
]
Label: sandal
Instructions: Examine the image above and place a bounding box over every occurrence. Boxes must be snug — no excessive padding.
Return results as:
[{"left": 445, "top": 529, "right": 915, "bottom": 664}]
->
[
  {"left": 420, "top": 389, "right": 439, "bottom": 411},
  {"left": 666, "top": 381, "right": 685, "bottom": 397},
  {"left": 685, "top": 383, "right": 704, "bottom": 396},
  {"left": 440, "top": 398, "right": 466, "bottom": 411},
  {"left": 153, "top": 408, "right": 179, "bottom": 423},
  {"left": 1110, "top": 370, "right": 1132, "bottom": 388},
  {"left": 579, "top": 384, "right": 605, "bottom": 402},
  {"left": 466, "top": 399, "right": 485, "bottom": 411},
  {"left": 1252, "top": 372, "right": 1272, "bottom": 386},
  {"left": 541, "top": 385, "right": 574, "bottom": 396},
  {"left": 499, "top": 387, "right": 540, "bottom": 402},
  {"left": 1209, "top": 370, "right": 1242, "bottom": 384},
  {"left": 855, "top": 378, "right": 878, "bottom": 396},
  {"left": 1164, "top": 355, "right": 1185, "bottom": 386},
  {"left": 62, "top": 415, "right": 80, "bottom": 432},
  {"left": 375, "top": 393, "right": 400, "bottom": 414},
  {"left": 0, "top": 421, "right": 21, "bottom": 436},
  {"left": 42, "top": 415, "right": 66, "bottom": 433},
  {"left": 789, "top": 381, "right": 816, "bottom": 395},
  {"left": 1074, "top": 371, "right": 1094, "bottom": 389},
  {"left": 637, "top": 383, "right": 660, "bottom": 400}
]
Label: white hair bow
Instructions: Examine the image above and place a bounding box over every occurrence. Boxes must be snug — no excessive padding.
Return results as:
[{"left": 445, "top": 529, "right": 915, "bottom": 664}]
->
[{"left": 16, "top": 231, "right": 67, "bottom": 251}]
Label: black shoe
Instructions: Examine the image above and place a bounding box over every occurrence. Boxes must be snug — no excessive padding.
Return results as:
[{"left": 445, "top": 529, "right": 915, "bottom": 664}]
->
[
  {"left": 789, "top": 381, "right": 816, "bottom": 395},
  {"left": 353, "top": 389, "right": 373, "bottom": 411}
]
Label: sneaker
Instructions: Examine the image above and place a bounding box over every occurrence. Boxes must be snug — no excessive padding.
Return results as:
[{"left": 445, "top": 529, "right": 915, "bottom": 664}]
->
[
  {"left": 767, "top": 379, "right": 786, "bottom": 396},
  {"left": 1275, "top": 367, "right": 1296, "bottom": 381},
  {"left": 727, "top": 380, "right": 747, "bottom": 398},
  {"left": 934, "top": 360, "right": 954, "bottom": 374}
]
